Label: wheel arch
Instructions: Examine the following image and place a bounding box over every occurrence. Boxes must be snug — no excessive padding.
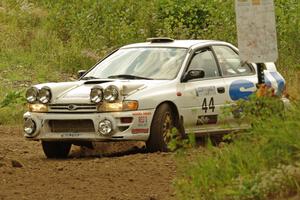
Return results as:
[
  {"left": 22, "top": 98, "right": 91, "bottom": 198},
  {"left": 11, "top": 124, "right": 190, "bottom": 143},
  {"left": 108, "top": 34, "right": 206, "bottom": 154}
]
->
[
  {"left": 146, "top": 100, "right": 182, "bottom": 152},
  {"left": 155, "top": 101, "right": 180, "bottom": 124}
]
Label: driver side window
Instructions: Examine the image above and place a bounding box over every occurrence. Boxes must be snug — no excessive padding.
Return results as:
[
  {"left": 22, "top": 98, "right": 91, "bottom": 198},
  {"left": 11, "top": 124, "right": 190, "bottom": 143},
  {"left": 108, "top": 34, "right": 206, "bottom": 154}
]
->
[
  {"left": 188, "top": 48, "right": 220, "bottom": 79},
  {"left": 212, "top": 45, "right": 254, "bottom": 76}
]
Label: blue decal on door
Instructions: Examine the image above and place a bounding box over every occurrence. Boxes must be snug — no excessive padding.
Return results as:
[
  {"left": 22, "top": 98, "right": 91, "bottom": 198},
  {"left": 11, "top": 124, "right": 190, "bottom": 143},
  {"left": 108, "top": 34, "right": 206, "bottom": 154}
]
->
[
  {"left": 229, "top": 80, "right": 255, "bottom": 101},
  {"left": 270, "top": 72, "right": 285, "bottom": 95}
]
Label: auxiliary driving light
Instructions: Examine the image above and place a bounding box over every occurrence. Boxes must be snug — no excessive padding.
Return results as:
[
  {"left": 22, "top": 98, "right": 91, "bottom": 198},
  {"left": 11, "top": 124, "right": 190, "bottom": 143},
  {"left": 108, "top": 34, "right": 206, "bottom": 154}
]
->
[
  {"left": 26, "top": 87, "right": 39, "bottom": 103},
  {"left": 24, "top": 118, "right": 36, "bottom": 135},
  {"left": 38, "top": 87, "right": 52, "bottom": 104},
  {"left": 104, "top": 85, "right": 119, "bottom": 102},
  {"left": 98, "top": 119, "right": 113, "bottom": 136},
  {"left": 90, "top": 86, "right": 103, "bottom": 103}
]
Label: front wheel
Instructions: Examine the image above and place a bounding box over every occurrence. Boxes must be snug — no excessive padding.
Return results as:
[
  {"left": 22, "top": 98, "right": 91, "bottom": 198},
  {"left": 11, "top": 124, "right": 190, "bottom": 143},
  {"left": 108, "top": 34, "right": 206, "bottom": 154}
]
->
[
  {"left": 146, "top": 103, "right": 177, "bottom": 152},
  {"left": 42, "top": 141, "right": 71, "bottom": 158}
]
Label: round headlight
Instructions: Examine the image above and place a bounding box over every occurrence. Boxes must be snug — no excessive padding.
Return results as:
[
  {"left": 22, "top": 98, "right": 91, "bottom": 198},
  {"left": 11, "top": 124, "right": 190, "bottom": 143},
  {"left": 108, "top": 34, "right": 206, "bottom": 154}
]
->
[
  {"left": 38, "top": 87, "right": 52, "bottom": 104},
  {"left": 104, "top": 85, "right": 119, "bottom": 102},
  {"left": 90, "top": 86, "right": 103, "bottom": 104},
  {"left": 98, "top": 119, "right": 113, "bottom": 135},
  {"left": 26, "top": 87, "right": 39, "bottom": 103}
]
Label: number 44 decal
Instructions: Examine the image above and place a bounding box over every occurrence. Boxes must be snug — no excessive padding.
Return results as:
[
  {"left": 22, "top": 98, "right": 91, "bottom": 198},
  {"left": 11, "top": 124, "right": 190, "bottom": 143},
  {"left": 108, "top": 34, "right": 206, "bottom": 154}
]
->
[{"left": 202, "top": 97, "right": 215, "bottom": 113}]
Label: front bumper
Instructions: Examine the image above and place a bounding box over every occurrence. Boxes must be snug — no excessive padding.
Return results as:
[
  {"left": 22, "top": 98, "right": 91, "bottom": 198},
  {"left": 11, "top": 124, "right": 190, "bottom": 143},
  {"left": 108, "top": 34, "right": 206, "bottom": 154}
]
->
[{"left": 23, "top": 110, "right": 154, "bottom": 141}]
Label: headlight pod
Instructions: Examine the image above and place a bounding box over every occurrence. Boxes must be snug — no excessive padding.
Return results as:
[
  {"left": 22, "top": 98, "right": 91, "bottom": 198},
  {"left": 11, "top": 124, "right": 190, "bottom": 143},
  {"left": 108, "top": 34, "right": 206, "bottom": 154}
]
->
[
  {"left": 37, "top": 87, "right": 52, "bottom": 104},
  {"left": 90, "top": 86, "right": 103, "bottom": 103},
  {"left": 26, "top": 87, "right": 39, "bottom": 103},
  {"left": 104, "top": 85, "right": 119, "bottom": 103}
]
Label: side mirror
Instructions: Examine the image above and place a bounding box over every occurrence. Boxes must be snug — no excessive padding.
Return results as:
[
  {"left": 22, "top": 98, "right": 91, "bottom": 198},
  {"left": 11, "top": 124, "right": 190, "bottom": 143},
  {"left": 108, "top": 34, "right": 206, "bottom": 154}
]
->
[
  {"left": 77, "top": 70, "right": 87, "bottom": 79},
  {"left": 182, "top": 70, "right": 205, "bottom": 82}
]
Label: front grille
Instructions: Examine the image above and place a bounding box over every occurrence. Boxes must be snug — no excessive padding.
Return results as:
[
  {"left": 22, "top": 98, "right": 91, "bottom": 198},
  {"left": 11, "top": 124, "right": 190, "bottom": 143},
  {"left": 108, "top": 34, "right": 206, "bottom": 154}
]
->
[
  {"left": 49, "top": 120, "right": 95, "bottom": 133},
  {"left": 49, "top": 104, "right": 97, "bottom": 113}
]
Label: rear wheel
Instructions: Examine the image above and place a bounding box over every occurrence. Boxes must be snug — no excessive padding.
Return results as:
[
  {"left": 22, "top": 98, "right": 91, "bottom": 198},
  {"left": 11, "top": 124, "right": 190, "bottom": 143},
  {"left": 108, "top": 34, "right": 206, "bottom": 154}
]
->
[
  {"left": 146, "top": 103, "right": 177, "bottom": 152},
  {"left": 42, "top": 141, "right": 71, "bottom": 158}
]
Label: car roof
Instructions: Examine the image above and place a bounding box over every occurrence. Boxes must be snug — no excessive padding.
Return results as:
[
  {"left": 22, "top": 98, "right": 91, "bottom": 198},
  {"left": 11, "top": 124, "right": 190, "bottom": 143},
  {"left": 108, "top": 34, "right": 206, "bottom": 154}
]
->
[{"left": 121, "top": 40, "right": 217, "bottom": 49}]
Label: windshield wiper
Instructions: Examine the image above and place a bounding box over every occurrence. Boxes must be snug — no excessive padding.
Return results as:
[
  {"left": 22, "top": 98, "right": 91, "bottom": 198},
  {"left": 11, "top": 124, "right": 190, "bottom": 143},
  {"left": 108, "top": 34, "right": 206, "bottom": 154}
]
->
[
  {"left": 81, "top": 76, "right": 100, "bottom": 80},
  {"left": 107, "top": 74, "right": 153, "bottom": 80}
]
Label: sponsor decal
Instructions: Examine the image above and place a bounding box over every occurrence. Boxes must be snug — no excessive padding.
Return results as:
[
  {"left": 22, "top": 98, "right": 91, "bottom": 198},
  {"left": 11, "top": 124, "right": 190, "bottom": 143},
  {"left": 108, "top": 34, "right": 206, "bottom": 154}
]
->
[
  {"left": 196, "top": 115, "right": 218, "bottom": 125},
  {"left": 196, "top": 86, "right": 216, "bottom": 96},
  {"left": 138, "top": 116, "right": 148, "bottom": 127},
  {"left": 229, "top": 80, "right": 256, "bottom": 101},
  {"left": 133, "top": 111, "right": 151, "bottom": 116},
  {"left": 252, "top": 0, "right": 260, "bottom": 5},
  {"left": 60, "top": 133, "right": 80, "bottom": 137},
  {"left": 132, "top": 128, "right": 149, "bottom": 134}
]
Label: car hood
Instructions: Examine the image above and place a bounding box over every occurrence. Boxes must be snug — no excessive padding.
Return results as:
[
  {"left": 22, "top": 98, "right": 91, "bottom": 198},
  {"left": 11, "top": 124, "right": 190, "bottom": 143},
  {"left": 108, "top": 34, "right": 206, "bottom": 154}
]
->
[{"left": 35, "top": 79, "right": 169, "bottom": 104}]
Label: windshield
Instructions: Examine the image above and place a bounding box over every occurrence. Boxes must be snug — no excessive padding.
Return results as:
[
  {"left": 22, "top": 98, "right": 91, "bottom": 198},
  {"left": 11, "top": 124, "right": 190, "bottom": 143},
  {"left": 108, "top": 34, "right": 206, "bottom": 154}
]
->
[{"left": 83, "top": 47, "right": 187, "bottom": 80}]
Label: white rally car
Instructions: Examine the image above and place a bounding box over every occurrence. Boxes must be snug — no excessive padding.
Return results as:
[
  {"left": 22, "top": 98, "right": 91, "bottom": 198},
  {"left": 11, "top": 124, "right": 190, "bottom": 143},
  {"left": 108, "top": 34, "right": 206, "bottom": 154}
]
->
[{"left": 23, "top": 38, "right": 287, "bottom": 158}]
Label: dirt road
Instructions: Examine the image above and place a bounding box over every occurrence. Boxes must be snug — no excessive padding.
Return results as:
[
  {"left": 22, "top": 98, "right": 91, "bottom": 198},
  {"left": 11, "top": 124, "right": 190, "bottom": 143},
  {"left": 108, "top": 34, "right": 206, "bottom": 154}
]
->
[{"left": 0, "top": 126, "right": 176, "bottom": 200}]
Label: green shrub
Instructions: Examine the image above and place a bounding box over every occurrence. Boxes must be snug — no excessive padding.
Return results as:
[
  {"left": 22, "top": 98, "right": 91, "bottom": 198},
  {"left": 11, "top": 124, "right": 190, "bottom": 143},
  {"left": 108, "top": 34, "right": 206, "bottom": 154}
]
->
[
  {"left": 0, "top": 90, "right": 26, "bottom": 125},
  {"left": 174, "top": 95, "right": 300, "bottom": 200}
]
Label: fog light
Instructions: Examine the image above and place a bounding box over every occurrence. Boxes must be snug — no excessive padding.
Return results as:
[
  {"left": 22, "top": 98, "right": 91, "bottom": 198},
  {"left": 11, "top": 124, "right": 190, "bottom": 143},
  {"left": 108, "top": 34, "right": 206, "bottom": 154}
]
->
[
  {"left": 24, "top": 118, "right": 36, "bottom": 135},
  {"left": 98, "top": 119, "right": 113, "bottom": 136}
]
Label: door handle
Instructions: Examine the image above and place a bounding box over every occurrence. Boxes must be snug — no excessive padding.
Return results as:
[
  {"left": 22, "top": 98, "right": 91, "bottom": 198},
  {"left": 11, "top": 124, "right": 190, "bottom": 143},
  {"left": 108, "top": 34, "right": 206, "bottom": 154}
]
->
[{"left": 217, "top": 87, "right": 225, "bottom": 94}]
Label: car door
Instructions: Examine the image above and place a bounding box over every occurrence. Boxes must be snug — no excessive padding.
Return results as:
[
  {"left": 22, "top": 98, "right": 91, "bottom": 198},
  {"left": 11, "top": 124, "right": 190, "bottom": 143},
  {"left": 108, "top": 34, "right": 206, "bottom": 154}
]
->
[
  {"left": 211, "top": 45, "right": 257, "bottom": 127},
  {"left": 177, "top": 47, "right": 228, "bottom": 134}
]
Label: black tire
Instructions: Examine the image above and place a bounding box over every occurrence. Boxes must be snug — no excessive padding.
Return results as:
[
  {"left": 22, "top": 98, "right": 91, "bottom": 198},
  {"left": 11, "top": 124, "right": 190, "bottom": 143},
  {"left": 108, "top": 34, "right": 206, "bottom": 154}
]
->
[
  {"left": 146, "top": 103, "right": 177, "bottom": 152},
  {"left": 42, "top": 141, "right": 71, "bottom": 158}
]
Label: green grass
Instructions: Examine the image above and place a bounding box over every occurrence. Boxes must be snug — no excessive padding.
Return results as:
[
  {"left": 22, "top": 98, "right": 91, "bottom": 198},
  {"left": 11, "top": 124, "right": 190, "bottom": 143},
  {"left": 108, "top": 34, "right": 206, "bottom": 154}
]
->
[{"left": 174, "top": 98, "right": 300, "bottom": 200}]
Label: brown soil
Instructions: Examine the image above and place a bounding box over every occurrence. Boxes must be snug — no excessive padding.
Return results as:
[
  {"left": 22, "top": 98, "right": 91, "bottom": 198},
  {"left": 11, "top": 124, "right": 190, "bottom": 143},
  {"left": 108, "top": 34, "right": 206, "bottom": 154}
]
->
[{"left": 0, "top": 126, "right": 176, "bottom": 200}]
